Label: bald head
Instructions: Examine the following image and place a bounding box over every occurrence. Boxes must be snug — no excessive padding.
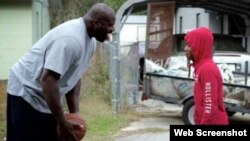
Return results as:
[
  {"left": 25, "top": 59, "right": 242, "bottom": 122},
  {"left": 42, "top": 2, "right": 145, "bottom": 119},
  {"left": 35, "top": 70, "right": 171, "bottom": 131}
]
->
[
  {"left": 84, "top": 3, "right": 115, "bottom": 42},
  {"left": 87, "top": 3, "right": 115, "bottom": 23}
]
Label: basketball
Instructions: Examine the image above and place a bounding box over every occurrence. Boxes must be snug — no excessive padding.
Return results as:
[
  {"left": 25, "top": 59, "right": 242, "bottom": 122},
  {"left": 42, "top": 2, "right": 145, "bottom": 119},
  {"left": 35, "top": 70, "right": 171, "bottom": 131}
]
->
[{"left": 65, "top": 113, "right": 87, "bottom": 140}]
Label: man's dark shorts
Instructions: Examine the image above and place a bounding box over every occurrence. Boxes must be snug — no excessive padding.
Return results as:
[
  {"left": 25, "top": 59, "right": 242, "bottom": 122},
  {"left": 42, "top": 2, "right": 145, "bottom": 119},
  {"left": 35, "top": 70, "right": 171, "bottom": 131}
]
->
[{"left": 7, "top": 94, "right": 59, "bottom": 141}]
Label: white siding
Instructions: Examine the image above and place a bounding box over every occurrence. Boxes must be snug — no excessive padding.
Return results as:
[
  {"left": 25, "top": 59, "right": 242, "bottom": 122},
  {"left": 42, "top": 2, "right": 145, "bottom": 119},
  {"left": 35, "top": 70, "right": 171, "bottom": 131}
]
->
[{"left": 0, "top": 5, "right": 32, "bottom": 80}]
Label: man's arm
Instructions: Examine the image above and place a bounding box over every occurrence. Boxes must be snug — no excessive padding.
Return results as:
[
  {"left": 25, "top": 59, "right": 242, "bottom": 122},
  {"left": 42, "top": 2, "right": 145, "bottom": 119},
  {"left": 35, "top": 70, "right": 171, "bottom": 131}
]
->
[
  {"left": 40, "top": 69, "right": 77, "bottom": 141},
  {"left": 40, "top": 69, "right": 65, "bottom": 124},
  {"left": 66, "top": 79, "right": 81, "bottom": 113}
]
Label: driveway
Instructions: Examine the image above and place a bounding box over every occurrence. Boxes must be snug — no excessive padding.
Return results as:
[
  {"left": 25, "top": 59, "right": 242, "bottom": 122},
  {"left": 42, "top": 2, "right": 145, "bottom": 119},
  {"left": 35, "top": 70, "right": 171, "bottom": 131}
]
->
[
  {"left": 115, "top": 99, "right": 250, "bottom": 141},
  {"left": 115, "top": 99, "right": 183, "bottom": 141}
]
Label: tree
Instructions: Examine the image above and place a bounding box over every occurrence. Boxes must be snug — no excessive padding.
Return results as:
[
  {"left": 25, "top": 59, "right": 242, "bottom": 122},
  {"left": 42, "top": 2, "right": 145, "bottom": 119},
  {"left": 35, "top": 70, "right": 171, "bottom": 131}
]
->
[{"left": 49, "top": 0, "right": 127, "bottom": 27}]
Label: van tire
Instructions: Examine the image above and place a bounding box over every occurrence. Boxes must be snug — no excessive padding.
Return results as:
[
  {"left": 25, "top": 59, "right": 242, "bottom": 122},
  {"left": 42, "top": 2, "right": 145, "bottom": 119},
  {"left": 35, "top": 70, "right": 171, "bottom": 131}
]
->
[
  {"left": 227, "top": 111, "right": 236, "bottom": 117},
  {"left": 182, "top": 98, "right": 195, "bottom": 125},
  {"left": 139, "top": 58, "right": 144, "bottom": 85}
]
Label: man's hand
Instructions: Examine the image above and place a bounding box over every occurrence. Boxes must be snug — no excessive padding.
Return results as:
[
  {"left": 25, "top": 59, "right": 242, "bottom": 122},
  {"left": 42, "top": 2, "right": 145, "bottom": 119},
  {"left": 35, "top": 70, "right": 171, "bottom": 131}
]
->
[{"left": 57, "top": 120, "right": 80, "bottom": 141}]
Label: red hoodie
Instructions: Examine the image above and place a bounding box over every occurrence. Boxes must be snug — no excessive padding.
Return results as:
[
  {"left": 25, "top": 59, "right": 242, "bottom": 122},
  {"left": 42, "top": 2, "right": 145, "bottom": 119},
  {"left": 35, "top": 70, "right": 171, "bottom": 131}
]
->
[{"left": 184, "top": 27, "right": 228, "bottom": 125}]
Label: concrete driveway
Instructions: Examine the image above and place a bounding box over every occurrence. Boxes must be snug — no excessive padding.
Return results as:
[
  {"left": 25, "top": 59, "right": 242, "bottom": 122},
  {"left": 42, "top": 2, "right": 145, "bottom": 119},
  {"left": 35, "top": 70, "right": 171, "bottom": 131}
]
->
[
  {"left": 115, "top": 99, "right": 250, "bottom": 141},
  {"left": 115, "top": 99, "right": 183, "bottom": 141}
]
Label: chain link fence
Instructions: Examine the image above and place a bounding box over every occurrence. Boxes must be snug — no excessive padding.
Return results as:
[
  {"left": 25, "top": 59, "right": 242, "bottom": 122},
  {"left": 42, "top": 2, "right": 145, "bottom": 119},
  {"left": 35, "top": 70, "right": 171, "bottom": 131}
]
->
[
  {"left": 109, "top": 41, "right": 141, "bottom": 113},
  {"left": 119, "top": 42, "right": 140, "bottom": 108}
]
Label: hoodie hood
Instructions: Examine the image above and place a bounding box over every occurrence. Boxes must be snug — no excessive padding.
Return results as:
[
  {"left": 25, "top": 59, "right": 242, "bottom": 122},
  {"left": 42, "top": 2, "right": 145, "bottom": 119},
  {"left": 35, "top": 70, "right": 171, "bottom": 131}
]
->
[{"left": 184, "top": 27, "right": 213, "bottom": 66}]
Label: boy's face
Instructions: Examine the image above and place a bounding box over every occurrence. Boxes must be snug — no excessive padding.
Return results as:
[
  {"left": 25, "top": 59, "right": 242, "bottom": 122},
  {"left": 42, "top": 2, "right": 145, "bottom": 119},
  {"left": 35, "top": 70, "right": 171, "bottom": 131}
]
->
[{"left": 184, "top": 43, "right": 193, "bottom": 60}]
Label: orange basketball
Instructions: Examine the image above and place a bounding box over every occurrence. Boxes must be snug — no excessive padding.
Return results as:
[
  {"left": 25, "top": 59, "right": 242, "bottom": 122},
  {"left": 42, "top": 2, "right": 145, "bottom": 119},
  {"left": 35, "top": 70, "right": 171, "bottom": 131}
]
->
[{"left": 65, "top": 113, "right": 87, "bottom": 140}]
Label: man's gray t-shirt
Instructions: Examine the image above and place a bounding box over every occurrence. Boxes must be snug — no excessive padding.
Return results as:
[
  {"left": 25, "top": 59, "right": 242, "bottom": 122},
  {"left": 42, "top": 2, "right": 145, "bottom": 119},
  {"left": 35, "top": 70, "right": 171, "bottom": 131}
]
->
[{"left": 7, "top": 17, "right": 96, "bottom": 113}]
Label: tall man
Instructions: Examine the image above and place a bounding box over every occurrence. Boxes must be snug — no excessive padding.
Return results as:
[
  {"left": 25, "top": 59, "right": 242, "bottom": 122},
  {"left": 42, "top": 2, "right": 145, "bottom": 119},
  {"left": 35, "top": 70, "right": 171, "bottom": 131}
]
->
[{"left": 7, "top": 3, "right": 115, "bottom": 141}]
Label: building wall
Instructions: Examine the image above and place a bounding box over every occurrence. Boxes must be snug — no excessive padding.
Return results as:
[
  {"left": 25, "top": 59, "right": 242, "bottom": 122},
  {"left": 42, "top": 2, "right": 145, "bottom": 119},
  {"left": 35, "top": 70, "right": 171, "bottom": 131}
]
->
[
  {"left": 0, "top": 5, "right": 32, "bottom": 80},
  {"left": 175, "top": 8, "right": 209, "bottom": 34},
  {"left": 0, "top": 0, "right": 50, "bottom": 80},
  {"left": 175, "top": 7, "right": 232, "bottom": 34}
]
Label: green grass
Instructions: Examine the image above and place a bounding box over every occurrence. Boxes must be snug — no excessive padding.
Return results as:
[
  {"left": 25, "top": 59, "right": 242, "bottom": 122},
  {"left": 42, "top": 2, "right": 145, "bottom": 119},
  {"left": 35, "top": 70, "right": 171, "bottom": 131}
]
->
[
  {"left": 79, "top": 92, "right": 139, "bottom": 141},
  {"left": 79, "top": 49, "right": 139, "bottom": 141},
  {"left": 0, "top": 81, "right": 7, "bottom": 140},
  {"left": 81, "top": 93, "right": 140, "bottom": 141}
]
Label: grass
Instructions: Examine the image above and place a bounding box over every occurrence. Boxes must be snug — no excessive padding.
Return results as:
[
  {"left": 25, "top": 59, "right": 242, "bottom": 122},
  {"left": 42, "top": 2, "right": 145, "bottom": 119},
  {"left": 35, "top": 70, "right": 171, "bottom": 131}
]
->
[
  {"left": 0, "top": 48, "right": 140, "bottom": 141},
  {"left": 80, "top": 94, "right": 136, "bottom": 141},
  {"left": 79, "top": 48, "right": 140, "bottom": 141},
  {"left": 0, "top": 81, "right": 7, "bottom": 141}
]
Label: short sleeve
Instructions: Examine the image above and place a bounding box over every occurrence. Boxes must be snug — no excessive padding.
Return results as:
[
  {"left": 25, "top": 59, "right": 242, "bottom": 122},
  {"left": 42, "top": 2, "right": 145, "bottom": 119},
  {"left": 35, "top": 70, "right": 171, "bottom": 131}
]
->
[{"left": 44, "top": 37, "right": 80, "bottom": 77}]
